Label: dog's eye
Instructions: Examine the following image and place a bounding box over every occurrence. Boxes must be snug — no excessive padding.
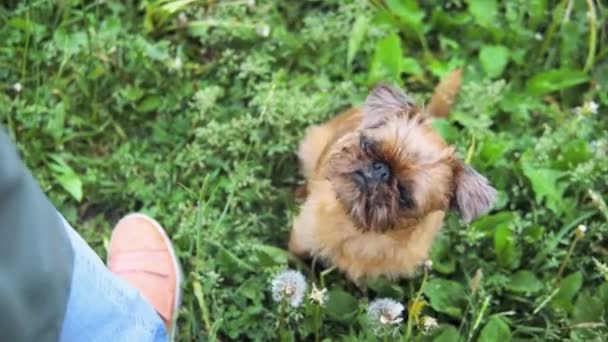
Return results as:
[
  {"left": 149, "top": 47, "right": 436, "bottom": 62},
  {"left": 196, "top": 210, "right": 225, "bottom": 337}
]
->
[{"left": 398, "top": 184, "right": 415, "bottom": 209}]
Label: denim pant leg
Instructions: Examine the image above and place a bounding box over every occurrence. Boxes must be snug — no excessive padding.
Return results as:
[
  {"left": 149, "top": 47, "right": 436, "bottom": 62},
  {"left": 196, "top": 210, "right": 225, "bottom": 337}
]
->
[{"left": 58, "top": 214, "right": 168, "bottom": 342}]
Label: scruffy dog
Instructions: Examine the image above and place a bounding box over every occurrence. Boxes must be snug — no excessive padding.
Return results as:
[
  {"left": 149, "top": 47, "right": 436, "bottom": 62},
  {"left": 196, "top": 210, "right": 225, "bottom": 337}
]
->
[{"left": 288, "top": 72, "right": 497, "bottom": 282}]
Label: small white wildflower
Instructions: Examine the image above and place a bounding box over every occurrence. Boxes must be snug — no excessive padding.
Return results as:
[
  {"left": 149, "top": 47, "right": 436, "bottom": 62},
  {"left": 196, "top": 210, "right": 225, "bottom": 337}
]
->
[
  {"left": 271, "top": 269, "right": 307, "bottom": 307},
  {"left": 575, "top": 224, "right": 587, "bottom": 239},
  {"left": 575, "top": 101, "right": 599, "bottom": 116},
  {"left": 367, "top": 298, "right": 404, "bottom": 328},
  {"left": 586, "top": 101, "right": 599, "bottom": 114},
  {"left": 246, "top": 0, "right": 256, "bottom": 6},
  {"left": 12, "top": 83, "right": 22, "bottom": 93},
  {"left": 421, "top": 316, "right": 439, "bottom": 334},
  {"left": 424, "top": 259, "right": 433, "bottom": 272},
  {"left": 172, "top": 57, "right": 183, "bottom": 70},
  {"left": 255, "top": 24, "right": 270, "bottom": 37},
  {"left": 308, "top": 283, "right": 328, "bottom": 306},
  {"left": 592, "top": 257, "right": 608, "bottom": 281},
  {"left": 177, "top": 13, "right": 188, "bottom": 27},
  {"left": 534, "top": 32, "right": 543, "bottom": 41},
  {"left": 577, "top": 224, "right": 587, "bottom": 233}
]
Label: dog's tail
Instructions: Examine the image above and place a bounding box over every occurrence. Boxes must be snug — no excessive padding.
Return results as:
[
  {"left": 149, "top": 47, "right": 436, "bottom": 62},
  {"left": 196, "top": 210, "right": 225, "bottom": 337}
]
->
[{"left": 426, "top": 68, "right": 463, "bottom": 118}]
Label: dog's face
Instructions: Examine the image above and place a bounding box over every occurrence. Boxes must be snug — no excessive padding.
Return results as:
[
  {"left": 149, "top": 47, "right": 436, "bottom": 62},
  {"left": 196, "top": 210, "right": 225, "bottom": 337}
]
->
[{"left": 320, "top": 85, "right": 496, "bottom": 232}]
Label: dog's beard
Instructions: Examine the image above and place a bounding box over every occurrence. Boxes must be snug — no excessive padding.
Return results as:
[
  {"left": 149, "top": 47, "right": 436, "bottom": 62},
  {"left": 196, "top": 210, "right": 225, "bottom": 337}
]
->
[{"left": 331, "top": 175, "right": 400, "bottom": 232}]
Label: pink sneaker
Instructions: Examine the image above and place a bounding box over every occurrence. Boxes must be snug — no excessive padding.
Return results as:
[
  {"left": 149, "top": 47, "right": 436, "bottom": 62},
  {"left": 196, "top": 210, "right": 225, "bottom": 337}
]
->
[{"left": 107, "top": 213, "right": 183, "bottom": 340}]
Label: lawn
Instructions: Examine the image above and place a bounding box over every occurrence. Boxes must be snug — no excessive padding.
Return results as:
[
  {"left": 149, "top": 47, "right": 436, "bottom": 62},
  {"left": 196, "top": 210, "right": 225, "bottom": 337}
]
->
[{"left": 1, "top": 0, "right": 607, "bottom": 341}]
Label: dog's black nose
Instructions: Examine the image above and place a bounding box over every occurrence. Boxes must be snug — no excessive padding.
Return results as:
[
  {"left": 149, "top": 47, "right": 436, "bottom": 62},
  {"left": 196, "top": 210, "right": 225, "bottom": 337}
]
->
[{"left": 370, "top": 162, "right": 391, "bottom": 182}]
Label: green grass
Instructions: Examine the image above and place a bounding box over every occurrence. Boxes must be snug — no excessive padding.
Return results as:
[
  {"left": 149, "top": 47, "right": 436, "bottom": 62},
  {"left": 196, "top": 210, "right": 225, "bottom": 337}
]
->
[{"left": 1, "top": 0, "right": 608, "bottom": 341}]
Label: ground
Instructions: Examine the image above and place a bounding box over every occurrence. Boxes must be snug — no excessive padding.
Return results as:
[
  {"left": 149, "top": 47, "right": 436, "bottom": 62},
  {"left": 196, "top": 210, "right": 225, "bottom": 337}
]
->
[{"left": 1, "top": 0, "right": 607, "bottom": 341}]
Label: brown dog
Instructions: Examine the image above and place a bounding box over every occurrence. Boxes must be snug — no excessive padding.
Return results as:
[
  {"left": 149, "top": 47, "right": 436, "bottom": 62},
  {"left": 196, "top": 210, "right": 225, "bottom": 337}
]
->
[{"left": 288, "top": 72, "right": 496, "bottom": 282}]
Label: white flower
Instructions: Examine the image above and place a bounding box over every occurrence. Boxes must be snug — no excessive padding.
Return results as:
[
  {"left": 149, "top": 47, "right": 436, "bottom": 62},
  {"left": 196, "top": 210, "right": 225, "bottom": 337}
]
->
[
  {"left": 575, "top": 224, "right": 587, "bottom": 239},
  {"left": 308, "top": 283, "right": 328, "bottom": 306},
  {"left": 424, "top": 259, "right": 433, "bottom": 272},
  {"left": 177, "top": 13, "right": 188, "bottom": 26},
  {"left": 172, "top": 57, "right": 183, "bottom": 70},
  {"left": 255, "top": 24, "right": 270, "bottom": 37},
  {"left": 367, "top": 298, "right": 404, "bottom": 327},
  {"left": 534, "top": 33, "right": 543, "bottom": 41},
  {"left": 246, "top": 0, "right": 256, "bottom": 6},
  {"left": 421, "top": 316, "right": 438, "bottom": 333},
  {"left": 12, "top": 82, "right": 22, "bottom": 93},
  {"left": 271, "top": 269, "right": 307, "bottom": 307},
  {"left": 586, "top": 101, "right": 599, "bottom": 114},
  {"left": 575, "top": 101, "right": 599, "bottom": 116},
  {"left": 577, "top": 224, "right": 587, "bottom": 233}
]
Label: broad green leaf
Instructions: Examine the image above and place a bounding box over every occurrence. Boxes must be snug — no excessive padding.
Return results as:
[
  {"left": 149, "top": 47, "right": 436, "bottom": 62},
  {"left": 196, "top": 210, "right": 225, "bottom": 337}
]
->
[
  {"left": 49, "top": 155, "right": 83, "bottom": 202},
  {"left": 365, "top": 277, "right": 405, "bottom": 299},
  {"left": 597, "top": 282, "right": 608, "bottom": 308},
  {"left": 402, "top": 57, "right": 424, "bottom": 76},
  {"left": 525, "top": 225, "right": 545, "bottom": 243},
  {"left": 325, "top": 290, "right": 358, "bottom": 321},
  {"left": 424, "top": 279, "right": 467, "bottom": 318},
  {"left": 468, "top": 0, "right": 498, "bottom": 27},
  {"left": 494, "top": 225, "right": 519, "bottom": 269},
  {"left": 521, "top": 159, "right": 566, "bottom": 214},
  {"left": 479, "top": 136, "right": 512, "bottom": 165},
  {"left": 478, "top": 317, "right": 512, "bottom": 342},
  {"left": 572, "top": 291, "right": 604, "bottom": 323},
  {"left": 385, "top": 0, "right": 424, "bottom": 34},
  {"left": 347, "top": 16, "right": 368, "bottom": 67},
  {"left": 369, "top": 33, "right": 403, "bottom": 84},
  {"left": 56, "top": 173, "right": 83, "bottom": 202},
  {"left": 528, "top": 0, "right": 547, "bottom": 28},
  {"left": 53, "top": 29, "right": 87, "bottom": 55},
  {"left": 431, "top": 119, "right": 459, "bottom": 143},
  {"left": 526, "top": 69, "right": 589, "bottom": 95},
  {"left": 432, "top": 325, "right": 461, "bottom": 342},
  {"left": 137, "top": 95, "right": 162, "bottom": 113},
  {"left": 506, "top": 270, "right": 543, "bottom": 293},
  {"left": 205, "top": 239, "right": 254, "bottom": 273},
  {"left": 430, "top": 235, "right": 456, "bottom": 274},
  {"left": 479, "top": 45, "right": 509, "bottom": 78},
  {"left": 570, "top": 291, "right": 606, "bottom": 340},
  {"left": 552, "top": 139, "right": 592, "bottom": 170},
  {"left": 251, "top": 243, "right": 288, "bottom": 266},
  {"left": 472, "top": 211, "right": 515, "bottom": 237},
  {"left": 237, "top": 278, "right": 261, "bottom": 300},
  {"left": 121, "top": 87, "right": 145, "bottom": 102},
  {"left": 552, "top": 271, "right": 583, "bottom": 313}
]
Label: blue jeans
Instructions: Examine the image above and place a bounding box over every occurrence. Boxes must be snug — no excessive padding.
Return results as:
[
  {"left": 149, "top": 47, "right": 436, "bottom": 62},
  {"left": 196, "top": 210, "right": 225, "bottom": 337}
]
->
[{"left": 58, "top": 214, "right": 168, "bottom": 342}]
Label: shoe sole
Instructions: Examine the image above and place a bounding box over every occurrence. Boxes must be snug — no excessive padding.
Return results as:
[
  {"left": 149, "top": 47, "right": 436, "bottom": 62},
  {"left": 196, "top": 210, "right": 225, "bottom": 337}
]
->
[{"left": 118, "top": 213, "right": 184, "bottom": 342}]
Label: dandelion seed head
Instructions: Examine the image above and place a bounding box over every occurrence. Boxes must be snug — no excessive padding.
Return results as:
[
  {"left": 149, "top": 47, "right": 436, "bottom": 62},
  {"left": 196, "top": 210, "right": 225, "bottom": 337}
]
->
[
  {"left": 367, "top": 298, "right": 404, "bottom": 328},
  {"left": 271, "top": 269, "right": 307, "bottom": 307}
]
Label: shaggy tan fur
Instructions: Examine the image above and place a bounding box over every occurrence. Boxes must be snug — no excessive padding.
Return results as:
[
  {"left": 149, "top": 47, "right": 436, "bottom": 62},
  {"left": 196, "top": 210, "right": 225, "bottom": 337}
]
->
[{"left": 289, "top": 75, "right": 496, "bottom": 282}]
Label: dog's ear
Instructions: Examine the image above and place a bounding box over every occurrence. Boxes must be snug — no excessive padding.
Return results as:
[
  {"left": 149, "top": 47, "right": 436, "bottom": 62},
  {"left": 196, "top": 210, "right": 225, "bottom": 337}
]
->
[
  {"left": 362, "top": 84, "right": 415, "bottom": 128},
  {"left": 451, "top": 161, "right": 497, "bottom": 223}
]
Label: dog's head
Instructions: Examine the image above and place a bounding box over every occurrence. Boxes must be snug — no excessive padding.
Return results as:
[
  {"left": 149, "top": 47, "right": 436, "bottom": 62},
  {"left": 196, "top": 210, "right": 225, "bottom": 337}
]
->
[{"left": 320, "top": 84, "right": 496, "bottom": 232}]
